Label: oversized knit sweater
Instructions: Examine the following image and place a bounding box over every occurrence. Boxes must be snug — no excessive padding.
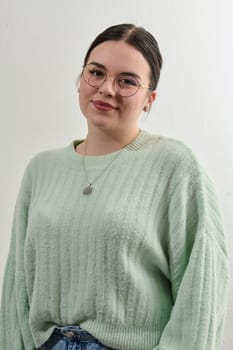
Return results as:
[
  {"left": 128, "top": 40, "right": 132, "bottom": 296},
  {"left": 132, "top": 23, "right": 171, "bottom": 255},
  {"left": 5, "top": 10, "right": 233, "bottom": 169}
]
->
[{"left": 0, "top": 130, "right": 229, "bottom": 350}]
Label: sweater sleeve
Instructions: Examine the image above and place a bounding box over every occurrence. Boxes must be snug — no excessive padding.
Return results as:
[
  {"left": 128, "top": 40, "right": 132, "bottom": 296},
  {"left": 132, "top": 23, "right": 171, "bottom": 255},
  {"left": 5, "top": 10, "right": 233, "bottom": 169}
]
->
[
  {"left": 0, "top": 163, "right": 35, "bottom": 349},
  {"left": 154, "top": 154, "right": 229, "bottom": 350}
]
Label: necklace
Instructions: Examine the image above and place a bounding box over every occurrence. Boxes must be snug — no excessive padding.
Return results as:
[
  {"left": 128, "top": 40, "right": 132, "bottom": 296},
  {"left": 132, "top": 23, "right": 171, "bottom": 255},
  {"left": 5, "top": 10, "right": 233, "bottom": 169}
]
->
[{"left": 81, "top": 138, "right": 123, "bottom": 195}]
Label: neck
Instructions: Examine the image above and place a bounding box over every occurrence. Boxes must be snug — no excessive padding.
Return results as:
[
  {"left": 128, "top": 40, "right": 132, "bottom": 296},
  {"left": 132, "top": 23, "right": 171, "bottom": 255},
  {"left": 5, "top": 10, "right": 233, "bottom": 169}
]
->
[{"left": 77, "top": 126, "right": 140, "bottom": 156}]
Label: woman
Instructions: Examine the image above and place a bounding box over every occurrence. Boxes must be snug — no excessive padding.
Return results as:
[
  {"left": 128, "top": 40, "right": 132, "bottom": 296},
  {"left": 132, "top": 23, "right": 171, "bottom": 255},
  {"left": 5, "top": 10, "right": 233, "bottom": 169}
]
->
[{"left": 0, "top": 23, "right": 229, "bottom": 350}]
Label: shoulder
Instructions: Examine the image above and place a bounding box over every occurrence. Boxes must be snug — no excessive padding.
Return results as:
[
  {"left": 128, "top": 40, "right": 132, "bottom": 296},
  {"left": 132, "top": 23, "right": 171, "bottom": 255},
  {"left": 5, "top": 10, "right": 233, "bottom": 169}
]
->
[
  {"left": 143, "top": 131, "right": 206, "bottom": 176},
  {"left": 24, "top": 142, "right": 76, "bottom": 175},
  {"left": 14, "top": 142, "right": 77, "bottom": 201},
  {"left": 141, "top": 131, "right": 218, "bottom": 200}
]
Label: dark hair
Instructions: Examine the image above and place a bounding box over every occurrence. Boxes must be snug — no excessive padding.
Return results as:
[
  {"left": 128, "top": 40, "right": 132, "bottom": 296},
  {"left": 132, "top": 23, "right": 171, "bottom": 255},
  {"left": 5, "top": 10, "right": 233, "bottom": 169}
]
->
[{"left": 83, "top": 23, "right": 163, "bottom": 90}]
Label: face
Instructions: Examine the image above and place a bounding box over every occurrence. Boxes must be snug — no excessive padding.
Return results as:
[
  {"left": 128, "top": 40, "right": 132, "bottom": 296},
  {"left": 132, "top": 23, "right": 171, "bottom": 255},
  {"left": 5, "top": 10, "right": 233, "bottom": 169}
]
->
[{"left": 79, "top": 40, "right": 156, "bottom": 133}]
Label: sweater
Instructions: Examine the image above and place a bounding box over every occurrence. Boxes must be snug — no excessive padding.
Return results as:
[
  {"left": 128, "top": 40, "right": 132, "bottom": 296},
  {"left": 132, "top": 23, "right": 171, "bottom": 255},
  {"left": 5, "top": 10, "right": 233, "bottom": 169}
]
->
[{"left": 0, "top": 130, "right": 229, "bottom": 350}]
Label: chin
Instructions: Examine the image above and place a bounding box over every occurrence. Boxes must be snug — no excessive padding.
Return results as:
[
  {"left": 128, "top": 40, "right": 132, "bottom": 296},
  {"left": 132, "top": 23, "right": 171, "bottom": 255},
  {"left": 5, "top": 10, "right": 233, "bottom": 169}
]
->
[{"left": 88, "top": 114, "right": 117, "bottom": 129}]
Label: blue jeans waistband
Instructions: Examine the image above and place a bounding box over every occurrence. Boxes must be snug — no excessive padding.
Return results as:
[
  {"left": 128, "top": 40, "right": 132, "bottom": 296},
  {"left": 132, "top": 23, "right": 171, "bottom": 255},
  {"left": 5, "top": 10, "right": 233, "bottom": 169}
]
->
[
  {"left": 39, "top": 325, "right": 115, "bottom": 350},
  {"left": 54, "top": 325, "right": 98, "bottom": 341}
]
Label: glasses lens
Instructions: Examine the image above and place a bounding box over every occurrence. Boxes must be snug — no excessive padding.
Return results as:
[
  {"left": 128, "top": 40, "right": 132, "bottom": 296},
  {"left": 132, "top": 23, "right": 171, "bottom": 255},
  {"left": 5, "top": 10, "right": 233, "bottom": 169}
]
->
[
  {"left": 117, "top": 76, "right": 139, "bottom": 97},
  {"left": 83, "top": 64, "right": 106, "bottom": 87}
]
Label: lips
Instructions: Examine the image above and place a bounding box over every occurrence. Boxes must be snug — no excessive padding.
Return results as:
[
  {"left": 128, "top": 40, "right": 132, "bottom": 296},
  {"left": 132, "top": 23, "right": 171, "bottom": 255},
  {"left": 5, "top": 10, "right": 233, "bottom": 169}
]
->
[{"left": 91, "top": 100, "right": 118, "bottom": 111}]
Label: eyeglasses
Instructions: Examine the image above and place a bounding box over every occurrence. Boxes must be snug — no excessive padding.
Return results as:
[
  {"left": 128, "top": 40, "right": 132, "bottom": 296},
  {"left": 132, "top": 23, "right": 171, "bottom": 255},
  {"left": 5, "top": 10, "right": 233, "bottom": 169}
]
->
[{"left": 82, "top": 64, "right": 152, "bottom": 97}]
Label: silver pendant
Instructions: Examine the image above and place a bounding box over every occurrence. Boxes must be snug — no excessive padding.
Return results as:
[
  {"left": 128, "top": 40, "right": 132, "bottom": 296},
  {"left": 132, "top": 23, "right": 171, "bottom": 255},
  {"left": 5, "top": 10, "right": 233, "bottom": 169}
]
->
[{"left": 83, "top": 184, "right": 93, "bottom": 195}]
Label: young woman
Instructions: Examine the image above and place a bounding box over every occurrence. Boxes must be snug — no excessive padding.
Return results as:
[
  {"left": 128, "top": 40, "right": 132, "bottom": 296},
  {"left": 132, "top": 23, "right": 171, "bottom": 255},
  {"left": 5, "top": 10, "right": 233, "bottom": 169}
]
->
[{"left": 0, "top": 23, "right": 229, "bottom": 350}]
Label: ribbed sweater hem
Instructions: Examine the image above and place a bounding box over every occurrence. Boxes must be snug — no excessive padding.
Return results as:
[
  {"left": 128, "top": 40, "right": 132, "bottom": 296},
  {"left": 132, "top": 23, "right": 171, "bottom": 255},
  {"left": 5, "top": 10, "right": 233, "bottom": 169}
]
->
[{"left": 81, "top": 321, "right": 162, "bottom": 350}]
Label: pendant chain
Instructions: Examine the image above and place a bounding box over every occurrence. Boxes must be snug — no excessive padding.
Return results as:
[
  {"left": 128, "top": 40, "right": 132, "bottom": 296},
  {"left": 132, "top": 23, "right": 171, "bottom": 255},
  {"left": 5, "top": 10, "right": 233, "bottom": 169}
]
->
[{"left": 82, "top": 138, "right": 122, "bottom": 195}]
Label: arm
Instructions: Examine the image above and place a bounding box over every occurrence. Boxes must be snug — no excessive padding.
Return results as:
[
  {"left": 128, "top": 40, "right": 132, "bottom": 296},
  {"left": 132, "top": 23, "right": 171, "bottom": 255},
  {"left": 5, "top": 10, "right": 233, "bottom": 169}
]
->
[
  {"left": 154, "top": 157, "right": 229, "bottom": 350},
  {"left": 0, "top": 164, "right": 35, "bottom": 349}
]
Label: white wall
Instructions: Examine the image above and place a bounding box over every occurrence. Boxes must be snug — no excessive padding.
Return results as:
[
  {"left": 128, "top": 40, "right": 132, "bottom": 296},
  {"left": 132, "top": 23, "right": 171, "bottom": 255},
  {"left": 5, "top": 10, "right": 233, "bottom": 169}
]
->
[{"left": 0, "top": 1, "right": 232, "bottom": 348}]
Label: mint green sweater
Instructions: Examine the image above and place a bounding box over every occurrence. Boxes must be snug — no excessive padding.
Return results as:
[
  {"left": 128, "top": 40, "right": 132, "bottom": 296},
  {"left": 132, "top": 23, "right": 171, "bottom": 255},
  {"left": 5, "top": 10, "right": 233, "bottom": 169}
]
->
[{"left": 0, "top": 131, "right": 229, "bottom": 350}]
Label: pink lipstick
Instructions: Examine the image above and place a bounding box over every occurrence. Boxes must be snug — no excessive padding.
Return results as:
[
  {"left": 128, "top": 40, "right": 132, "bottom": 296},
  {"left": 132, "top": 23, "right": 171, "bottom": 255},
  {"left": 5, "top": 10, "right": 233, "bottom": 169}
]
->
[{"left": 91, "top": 100, "right": 118, "bottom": 111}]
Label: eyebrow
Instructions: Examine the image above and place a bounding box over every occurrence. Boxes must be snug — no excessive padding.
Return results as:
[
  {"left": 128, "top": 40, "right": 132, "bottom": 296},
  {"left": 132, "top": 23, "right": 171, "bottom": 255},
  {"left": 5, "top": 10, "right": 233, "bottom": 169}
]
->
[{"left": 88, "top": 61, "right": 142, "bottom": 80}]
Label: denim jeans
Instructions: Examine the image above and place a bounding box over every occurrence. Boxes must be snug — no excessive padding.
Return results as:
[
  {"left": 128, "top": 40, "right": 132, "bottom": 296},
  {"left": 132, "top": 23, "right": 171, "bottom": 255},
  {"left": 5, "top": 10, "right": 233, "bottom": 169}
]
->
[{"left": 38, "top": 326, "right": 115, "bottom": 350}]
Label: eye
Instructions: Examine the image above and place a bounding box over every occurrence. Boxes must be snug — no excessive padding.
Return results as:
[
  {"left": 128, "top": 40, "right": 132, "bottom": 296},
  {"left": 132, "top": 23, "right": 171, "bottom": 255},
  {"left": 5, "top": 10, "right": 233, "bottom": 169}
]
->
[
  {"left": 118, "top": 77, "right": 138, "bottom": 87},
  {"left": 88, "top": 68, "right": 105, "bottom": 77}
]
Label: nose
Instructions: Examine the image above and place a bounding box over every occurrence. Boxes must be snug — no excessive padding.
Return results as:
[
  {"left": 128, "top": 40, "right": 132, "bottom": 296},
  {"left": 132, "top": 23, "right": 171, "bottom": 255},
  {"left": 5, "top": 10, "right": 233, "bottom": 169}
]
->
[{"left": 98, "top": 76, "right": 116, "bottom": 96}]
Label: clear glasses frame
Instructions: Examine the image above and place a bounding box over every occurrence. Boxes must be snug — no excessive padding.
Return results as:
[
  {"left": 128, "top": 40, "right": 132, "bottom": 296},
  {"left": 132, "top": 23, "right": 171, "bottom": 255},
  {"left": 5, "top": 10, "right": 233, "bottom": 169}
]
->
[{"left": 81, "top": 64, "right": 153, "bottom": 97}]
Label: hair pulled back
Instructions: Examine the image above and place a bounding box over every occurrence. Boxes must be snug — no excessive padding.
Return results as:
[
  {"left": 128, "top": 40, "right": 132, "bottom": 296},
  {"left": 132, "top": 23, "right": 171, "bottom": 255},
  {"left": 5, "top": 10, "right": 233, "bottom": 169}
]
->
[{"left": 83, "top": 24, "right": 163, "bottom": 90}]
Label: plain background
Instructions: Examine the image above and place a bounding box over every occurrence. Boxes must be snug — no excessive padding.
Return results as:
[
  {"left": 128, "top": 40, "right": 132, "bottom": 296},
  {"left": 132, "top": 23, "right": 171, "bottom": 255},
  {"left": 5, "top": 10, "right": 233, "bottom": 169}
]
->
[{"left": 0, "top": 1, "right": 232, "bottom": 349}]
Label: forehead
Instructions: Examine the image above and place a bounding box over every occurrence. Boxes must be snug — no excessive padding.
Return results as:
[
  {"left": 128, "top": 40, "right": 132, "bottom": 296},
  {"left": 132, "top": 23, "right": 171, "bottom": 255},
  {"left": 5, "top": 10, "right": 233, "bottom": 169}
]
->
[{"left": 87, "top": 40, "right": 151, "bottom": 77}]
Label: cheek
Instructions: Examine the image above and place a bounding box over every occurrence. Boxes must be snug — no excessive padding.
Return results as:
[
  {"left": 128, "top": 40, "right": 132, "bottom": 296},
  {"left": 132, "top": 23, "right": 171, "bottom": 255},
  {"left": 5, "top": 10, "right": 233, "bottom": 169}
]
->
[
  {"left": 78, "top": 81, "right": 99, "bottom": 116},
  {"left": 79, "top": 77, "right": 99, "bottom": 97},
  {"left": 126, "top": 95, "right": 147, "bottom": 112},
  {"left": 79, "top": 79, "right": 90, "bottom": 96}
]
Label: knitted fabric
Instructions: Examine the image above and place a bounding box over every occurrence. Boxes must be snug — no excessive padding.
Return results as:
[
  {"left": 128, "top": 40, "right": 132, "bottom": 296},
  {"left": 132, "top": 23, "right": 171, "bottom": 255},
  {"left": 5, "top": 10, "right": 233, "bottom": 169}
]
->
[{"left": 0, "top": 131, "right": 229, "bottom": 350}]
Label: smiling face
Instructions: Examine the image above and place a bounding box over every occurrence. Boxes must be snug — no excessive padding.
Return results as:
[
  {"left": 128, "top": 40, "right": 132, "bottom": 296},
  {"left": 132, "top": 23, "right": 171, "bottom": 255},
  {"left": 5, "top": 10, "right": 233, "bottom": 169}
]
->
[{"left": 79, "top": 40, "right": 156, "bottom": 134}]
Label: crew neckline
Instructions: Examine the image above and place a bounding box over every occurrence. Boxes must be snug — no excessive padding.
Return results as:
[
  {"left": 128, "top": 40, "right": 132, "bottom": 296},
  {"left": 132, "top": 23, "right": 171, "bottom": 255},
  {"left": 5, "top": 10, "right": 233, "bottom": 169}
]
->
[{"left": 72, "top": 130, "right": 150, "bottom": 160}]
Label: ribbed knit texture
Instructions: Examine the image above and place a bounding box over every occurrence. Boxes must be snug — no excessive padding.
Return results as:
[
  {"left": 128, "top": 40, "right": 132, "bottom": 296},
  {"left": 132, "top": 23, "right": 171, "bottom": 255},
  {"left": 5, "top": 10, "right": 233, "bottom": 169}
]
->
[{"left": 0, "top": 131, "right": 229, "bottom": 350}]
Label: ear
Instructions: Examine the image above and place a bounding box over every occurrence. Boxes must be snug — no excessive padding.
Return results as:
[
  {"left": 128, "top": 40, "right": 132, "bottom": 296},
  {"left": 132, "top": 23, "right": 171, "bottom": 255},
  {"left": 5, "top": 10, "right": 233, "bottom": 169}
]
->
[{"left": 143, "top": 91, "right": 157, "bottom": 112}]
